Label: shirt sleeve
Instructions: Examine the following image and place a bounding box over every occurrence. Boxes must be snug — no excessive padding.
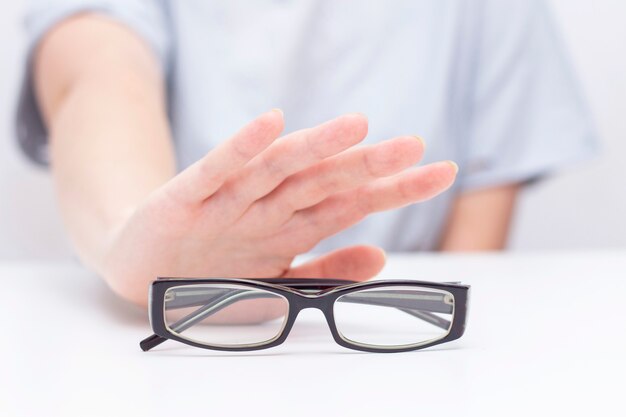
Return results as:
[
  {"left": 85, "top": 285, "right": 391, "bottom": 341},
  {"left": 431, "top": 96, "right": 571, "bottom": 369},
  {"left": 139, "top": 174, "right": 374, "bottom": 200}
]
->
[
  {"left": 15, "top": 0, "right": 171, "bottom": 166},
  {"left": 457, "top": 0, "right": 600, "bottom": 190}
]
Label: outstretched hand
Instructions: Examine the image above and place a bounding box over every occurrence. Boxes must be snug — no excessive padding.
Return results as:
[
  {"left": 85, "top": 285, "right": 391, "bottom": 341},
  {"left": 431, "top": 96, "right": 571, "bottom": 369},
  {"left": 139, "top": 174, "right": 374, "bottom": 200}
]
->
[{"left": 100, "top": 110, "right": 458, "bottom": 306}]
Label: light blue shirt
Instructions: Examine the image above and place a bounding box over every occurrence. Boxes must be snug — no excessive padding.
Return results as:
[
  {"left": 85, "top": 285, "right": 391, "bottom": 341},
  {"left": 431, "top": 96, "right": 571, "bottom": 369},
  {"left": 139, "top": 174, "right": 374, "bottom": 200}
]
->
[{"left": 16, "top": 0, "right": 598, "bottom": 253}]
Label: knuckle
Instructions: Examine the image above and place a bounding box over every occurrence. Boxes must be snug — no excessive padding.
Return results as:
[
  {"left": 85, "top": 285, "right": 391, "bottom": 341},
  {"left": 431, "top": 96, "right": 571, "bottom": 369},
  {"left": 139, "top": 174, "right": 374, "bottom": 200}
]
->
[
  {"left": 362, "top": 151, "right": 381, "bottom": 177},
  {"left": 231, "top": 141, "right": 251, "bottom": 162},
  {"left": 396, "top": 178, "right": 413, "bottom": 200},
  {"left": 313, "top": 170, "right": 339, "bottom": 197},
  {"left": 262, "top": 153, "right": 288, "bottom": 179},
  {"left": 304, "top": 129, "right": 326, "bottom": 160},
  {"left": 197, "top": 158, "right": 221, "bottom": 185},
  {"left": 354, "top": 188, "right": 373, "bottom": 215},
  {"left": 276, "top": 189, "right": 300, "bottom": 214}
]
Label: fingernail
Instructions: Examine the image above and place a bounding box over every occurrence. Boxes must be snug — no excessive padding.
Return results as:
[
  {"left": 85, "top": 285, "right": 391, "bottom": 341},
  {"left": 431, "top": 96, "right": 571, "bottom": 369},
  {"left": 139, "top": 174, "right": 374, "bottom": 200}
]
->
[
  {"left": 412, "top": 135, "right": 426, "bottom": 149},
  {"left": 349, "top": 112, "right": 368, "bottom": 120},
  {"left": 271, "top": 108, "right": 284, "bottom": 116},
  {"left": 446, "top": 160, "right": 459, "bottom": 174}
]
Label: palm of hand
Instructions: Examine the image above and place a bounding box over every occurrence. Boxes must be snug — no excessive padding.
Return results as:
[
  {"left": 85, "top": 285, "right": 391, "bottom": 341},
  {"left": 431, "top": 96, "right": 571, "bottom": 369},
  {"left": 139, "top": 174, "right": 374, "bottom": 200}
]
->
[{"left": 101, "top": 111, "right": 457, "bottom": 306}]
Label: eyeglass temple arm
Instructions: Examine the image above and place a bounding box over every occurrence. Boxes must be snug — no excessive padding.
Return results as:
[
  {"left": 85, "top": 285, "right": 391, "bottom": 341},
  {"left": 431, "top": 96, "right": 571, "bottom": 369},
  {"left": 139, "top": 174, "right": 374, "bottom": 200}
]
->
[
  {"left": 336, "top": 294, "right": 452, "bottom": 329},
  {"left": 163, "top": 282, "right": 453, "bottom": 321},
  {"left": 157, "top": 288, "right": 452, "bottom": 330},
  {"left": 140, "top": 283, "right": 452, "bottom": 351}
]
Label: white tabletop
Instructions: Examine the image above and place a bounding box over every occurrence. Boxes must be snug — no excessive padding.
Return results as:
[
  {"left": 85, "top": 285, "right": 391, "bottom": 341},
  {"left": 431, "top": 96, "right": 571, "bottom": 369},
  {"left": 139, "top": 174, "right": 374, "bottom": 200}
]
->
[{"left": 2, "top": 250, "right": 625, "bottom": 417}]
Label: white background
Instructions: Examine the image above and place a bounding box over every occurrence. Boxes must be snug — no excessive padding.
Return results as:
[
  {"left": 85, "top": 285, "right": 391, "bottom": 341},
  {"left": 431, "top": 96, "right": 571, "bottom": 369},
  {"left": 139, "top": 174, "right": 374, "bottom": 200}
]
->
[{"left": 1, "top": 0, "right": 625, "bottom": 260}]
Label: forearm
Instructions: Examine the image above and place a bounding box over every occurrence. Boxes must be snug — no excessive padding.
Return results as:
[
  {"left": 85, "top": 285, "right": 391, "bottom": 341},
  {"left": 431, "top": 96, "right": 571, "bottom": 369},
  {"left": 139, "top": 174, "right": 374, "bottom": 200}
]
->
[
  {"left": 439, "top": 184, "right": 519, "bottom": 251},
  {"left": 35, "top": 15, "right": 175, "bottom": 271}
]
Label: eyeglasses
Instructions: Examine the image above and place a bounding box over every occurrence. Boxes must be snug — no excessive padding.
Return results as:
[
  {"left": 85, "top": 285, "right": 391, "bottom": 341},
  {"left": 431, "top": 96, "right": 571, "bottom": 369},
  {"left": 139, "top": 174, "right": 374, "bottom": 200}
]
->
[{"left": 140, "top": 278, "right": 470, "bottom": 353}]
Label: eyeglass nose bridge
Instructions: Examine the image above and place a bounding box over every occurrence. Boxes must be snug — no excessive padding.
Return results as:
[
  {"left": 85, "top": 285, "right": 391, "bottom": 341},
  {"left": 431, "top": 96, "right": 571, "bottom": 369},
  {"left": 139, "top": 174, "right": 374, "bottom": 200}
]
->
[
  {"left": 289, "top": 292, "right": 336, "bottom": 315},
  {"left": 286, "top": 293, "right": 339, "bottom": 339}
]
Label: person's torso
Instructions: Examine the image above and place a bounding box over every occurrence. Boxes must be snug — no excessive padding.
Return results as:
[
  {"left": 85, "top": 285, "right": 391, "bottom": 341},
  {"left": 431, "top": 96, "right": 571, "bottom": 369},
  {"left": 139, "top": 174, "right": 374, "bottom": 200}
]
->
[{"left": 165, "top": 0, "right": 475, "bottom": 252}]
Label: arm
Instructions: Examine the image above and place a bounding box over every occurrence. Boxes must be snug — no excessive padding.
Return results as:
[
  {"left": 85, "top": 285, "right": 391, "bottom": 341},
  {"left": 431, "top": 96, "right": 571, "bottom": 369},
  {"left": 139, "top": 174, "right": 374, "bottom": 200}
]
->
[
  {"left": 35, "top": 14, "right": 459, "bottom": 308},
  {"left": 439, "top": 184, "right": 520, "bottom": 251},
  {"left": 35, "top": 13, "right": 175, "bottom": 269}
]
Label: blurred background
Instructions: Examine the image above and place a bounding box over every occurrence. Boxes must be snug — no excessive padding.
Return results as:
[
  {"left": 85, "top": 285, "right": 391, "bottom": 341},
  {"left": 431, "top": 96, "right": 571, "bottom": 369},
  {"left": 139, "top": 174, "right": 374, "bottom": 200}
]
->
[{"left": 1, "top": 0, "right": 625, "bottom": 260}]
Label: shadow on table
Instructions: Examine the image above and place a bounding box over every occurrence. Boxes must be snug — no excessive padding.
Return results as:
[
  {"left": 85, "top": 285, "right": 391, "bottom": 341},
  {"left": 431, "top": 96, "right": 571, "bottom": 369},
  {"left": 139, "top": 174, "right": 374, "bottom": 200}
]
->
[
  {"left": 146, "top": 344, "right": 464, "bottom": 358},
  {"left": 94, "top": 279, "right": 147, "bottom": 327}
]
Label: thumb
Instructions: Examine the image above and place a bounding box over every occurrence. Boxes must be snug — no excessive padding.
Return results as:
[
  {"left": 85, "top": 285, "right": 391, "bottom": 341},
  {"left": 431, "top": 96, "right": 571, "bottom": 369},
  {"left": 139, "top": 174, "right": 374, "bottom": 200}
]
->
[{"left": 283, "top": 245, "right": 386, "bottom": 282}]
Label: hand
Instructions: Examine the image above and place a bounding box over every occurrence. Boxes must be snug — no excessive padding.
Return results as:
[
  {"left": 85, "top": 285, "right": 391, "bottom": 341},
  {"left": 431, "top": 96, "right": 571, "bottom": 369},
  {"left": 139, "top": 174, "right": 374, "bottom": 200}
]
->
[{"left": 99, "top": 110, "right": 458, "bottom": 306}]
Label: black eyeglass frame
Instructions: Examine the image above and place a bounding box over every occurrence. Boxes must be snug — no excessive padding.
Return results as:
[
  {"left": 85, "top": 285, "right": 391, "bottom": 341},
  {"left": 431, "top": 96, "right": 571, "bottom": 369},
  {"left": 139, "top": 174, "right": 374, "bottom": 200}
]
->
[{"left": 141, "top": 277, "right": 470, "bottom": 353}]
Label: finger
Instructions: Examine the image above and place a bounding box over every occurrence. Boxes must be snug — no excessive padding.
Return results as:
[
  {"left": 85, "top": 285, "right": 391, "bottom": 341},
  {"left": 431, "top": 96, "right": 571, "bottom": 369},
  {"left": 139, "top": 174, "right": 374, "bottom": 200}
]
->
[
  {"left": 211, "top": 113, "right": 369, "bottom": 211},
  {"left": 255, "top": 135, "right": 425, "bottom": 222},
  {"left": 281, "top": 161, "right": 458, "bottom": 245},
  {"left": 163, "top": 109, "right": 285, "bottom": 204},
  {"left": 283, "top": 245, "right": 386, "bottom": 281}
]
